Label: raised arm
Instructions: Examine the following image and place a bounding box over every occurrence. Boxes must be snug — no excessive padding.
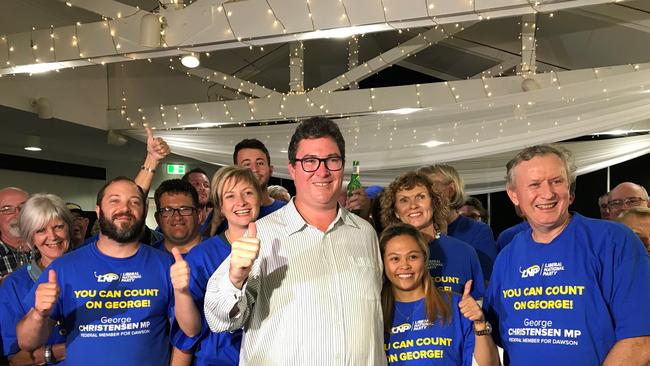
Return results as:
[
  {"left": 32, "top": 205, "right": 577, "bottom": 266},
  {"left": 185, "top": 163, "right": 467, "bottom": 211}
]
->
[
  {"left": 459, "top": 280, "right": 500, "bottom": 366},
  {"left": 170, "top": 248, "right": 201, "bottom": 337},
  {"left": 16, "top": 270, "right": 59, "bottom": 352},
  {"left": 134, "top": 127, "right": 170, "bottom": 195}
]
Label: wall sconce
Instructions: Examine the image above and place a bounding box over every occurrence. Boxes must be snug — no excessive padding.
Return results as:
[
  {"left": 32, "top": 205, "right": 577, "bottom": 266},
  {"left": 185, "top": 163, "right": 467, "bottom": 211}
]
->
[
  {"left": 24, "top": 135, "right": 42, "bottom": 152},
  {"left": 30, "top": 97, "right": 53, "bottom": 119}
]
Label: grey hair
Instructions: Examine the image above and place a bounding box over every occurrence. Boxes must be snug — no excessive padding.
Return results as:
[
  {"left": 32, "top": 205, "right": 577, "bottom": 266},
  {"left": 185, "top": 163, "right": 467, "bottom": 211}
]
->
[
  {"left": 417, "top": 164, "right": 466, "bottom": 209},
  {"left": 617, "top": 206, "right": 650, "bottom": 221},
  {"left": 19, "top": 193, "right": 74, "bottom": 250},
  {"left": 505, "top": 144, "right": 577, "bottom": 190}
]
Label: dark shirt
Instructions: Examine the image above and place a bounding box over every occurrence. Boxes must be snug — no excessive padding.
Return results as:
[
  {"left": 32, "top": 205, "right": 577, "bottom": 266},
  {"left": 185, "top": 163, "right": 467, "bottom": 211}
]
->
[{"left": 0, "top": 240, "right": 32, "bottom": 279}]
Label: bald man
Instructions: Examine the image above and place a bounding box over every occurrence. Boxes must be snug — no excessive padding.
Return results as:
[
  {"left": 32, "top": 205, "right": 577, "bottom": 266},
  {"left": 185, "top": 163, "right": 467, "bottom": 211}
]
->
[
  {"left": 0, "top": 187, "right": 31, "bottom": 282},
  {"left": 608, "top": 182, "right": 650, "bottom": 220}
]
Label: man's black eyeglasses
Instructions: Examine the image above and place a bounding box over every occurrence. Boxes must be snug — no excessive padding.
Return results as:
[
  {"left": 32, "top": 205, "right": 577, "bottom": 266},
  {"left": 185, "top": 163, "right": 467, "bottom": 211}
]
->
[
  {"left": 157, "top": 206, "right": 196, "bottom": 218},
  {"left": 295, "top": 156, "right": 344, "bottom": 172}
]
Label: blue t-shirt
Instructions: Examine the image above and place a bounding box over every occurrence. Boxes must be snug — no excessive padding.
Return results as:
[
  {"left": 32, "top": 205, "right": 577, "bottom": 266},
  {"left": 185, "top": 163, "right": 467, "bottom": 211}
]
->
[
  {"left": 23, "top": 241, "right": 175, "bottom": 366},
  {"left": 428, "top": 235, "right": 485, "bottom": 299},
  {"left": 496, "top": 221, "right": 530, "bottom": 252},
  {"left": 180, "top": 234, "right": 240, "bottom": 365},
  {"left": 384, "top": 295, "right": 474, "bottom": 365},
  {"left": 447, "top": 214, "right": 497, "bottom": 280},
  {"left": 0, "top": 262, "right": 65, "bottom": 359},
  {"left": 484, "top": 213, "right": 650, "bottom": 365}
]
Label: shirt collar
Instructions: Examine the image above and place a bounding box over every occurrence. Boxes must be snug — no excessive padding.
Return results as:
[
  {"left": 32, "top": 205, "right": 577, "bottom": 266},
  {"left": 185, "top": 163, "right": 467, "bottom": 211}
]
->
[{"left": 283, "top": 198, "right": 362, "bottom": 235}]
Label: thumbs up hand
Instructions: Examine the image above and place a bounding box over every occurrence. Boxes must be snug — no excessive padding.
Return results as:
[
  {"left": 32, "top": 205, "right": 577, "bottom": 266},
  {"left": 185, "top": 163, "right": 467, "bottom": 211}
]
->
[
  {"left": 34, "top": 269, "right": 60, "bottom": 318},
  {"left": 170, "top": 247, "right": 191, "bottom": 293},
  {"left": 229, "top": 222, "right": 260, "bottom": 290},
  {"left": 145, "top": 127, "right": 170, "bottom": 161},
  {"left": 458, "top": 280, "right": 485, "bottom": 323}
]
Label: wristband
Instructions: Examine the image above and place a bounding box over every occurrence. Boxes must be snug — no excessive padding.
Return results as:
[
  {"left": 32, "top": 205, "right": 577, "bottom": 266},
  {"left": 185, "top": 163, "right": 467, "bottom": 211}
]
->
[
  {"left": 473, "top": 320, "right": 492, "bottom": 336},
  {"left": 140, "top": 165, "right": 155, "bottom": 173},
  {"left": 44, "top": 344, "right": 54, "bottom": 364}
]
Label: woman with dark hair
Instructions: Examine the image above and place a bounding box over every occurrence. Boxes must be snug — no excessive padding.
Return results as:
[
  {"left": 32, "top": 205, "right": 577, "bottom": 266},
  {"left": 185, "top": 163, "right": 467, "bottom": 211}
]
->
[
  {"left": 380, "top": 223, "right": 499, "bottom": 366},
  {"left": 0, "top": 194, "right": 71, "bottom": 365},
  {"left": 171, "top": 166, "right": 262, "bottom": 365},
  {"left": 380, "top": 171, "right": 485, "bottom": 298}
]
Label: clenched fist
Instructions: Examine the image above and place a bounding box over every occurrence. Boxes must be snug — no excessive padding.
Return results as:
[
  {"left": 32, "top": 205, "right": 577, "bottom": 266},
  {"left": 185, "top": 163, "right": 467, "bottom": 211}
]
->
[
  {"left": 229, "top": 222, "right": 260, "bottom": 289},
  {"left": 34, "top": 269, "right": 60, "bottom": 318}
]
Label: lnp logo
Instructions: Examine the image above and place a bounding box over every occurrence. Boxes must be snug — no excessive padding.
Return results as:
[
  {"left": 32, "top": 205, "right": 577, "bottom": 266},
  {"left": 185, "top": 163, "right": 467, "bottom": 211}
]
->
[
  {"left": 391, "top": 323, "right": 411, "bottom": 334},
  {"left": 95, "top": 272, "right": 120, "bottom": 283},
  {"left": 519, "top": 265, "right": 540, "bottom": 278}
]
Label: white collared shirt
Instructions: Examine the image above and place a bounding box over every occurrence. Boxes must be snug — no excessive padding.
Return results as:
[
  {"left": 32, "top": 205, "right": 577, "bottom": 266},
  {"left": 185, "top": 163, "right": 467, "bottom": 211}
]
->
[{"left": 205, "top": 199, "right": 386, "bottom": 365}]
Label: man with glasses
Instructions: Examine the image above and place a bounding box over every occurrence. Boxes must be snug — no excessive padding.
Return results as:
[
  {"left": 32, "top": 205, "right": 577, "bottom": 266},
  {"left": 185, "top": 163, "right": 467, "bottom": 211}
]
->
[
  {"left": 204, "top": 117, "right": 385, "bottom": 365},
  {"left": 608, "top": 182, "right": 650, "bottom": 220},
  {"left": 153, "top": 179, "right": 203, "bottom": 255},
  {"left": 0, "top": 187, "right": 30, "bottom": 282}
]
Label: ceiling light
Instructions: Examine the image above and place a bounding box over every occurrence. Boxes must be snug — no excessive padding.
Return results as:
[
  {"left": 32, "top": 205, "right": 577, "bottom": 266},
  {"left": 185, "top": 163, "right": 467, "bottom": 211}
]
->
[
  {"left": 10, "top": 62, "right": 65, "bottom": 74},
  {"left": 378, "top": 107, "right": 424, "bottom": 115},
  {"left": 181, "top": 53, "right": 200, "bottom": 68},
  {"left": 24, "top": 136, "right": 42, "bottom": 151},
  {"left": 421, "top": 140, "right": 449, "bottom": 148}
]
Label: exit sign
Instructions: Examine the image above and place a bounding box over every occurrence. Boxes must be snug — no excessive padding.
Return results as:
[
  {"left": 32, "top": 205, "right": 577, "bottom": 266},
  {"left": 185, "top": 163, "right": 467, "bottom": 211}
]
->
[{"left": 167, "top": 164, "right": 186, "bottom": 175}]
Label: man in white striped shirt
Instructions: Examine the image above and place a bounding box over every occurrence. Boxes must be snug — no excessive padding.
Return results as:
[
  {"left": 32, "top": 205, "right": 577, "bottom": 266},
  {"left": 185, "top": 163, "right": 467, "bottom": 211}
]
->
[{"left": 204, "top": 117, "right": 386, "bottom": 365}]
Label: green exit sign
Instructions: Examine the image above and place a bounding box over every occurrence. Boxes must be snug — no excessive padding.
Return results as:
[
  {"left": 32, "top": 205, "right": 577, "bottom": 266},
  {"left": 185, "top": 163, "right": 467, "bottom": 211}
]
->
[{"left": 167, "top": 164, "right": 186, "bottom": 175}]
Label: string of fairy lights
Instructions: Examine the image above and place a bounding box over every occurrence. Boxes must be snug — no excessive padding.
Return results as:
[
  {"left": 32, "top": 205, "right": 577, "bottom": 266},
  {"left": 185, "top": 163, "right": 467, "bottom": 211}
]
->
[{"left": 0, "top": 0, "right": 638, "bottom": 137}]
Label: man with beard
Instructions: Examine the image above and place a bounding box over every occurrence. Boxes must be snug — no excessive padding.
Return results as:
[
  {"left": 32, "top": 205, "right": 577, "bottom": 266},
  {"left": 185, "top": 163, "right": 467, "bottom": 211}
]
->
[
  {"left": 0, "top": 187, "right": 31, "bottom": 282},
  {"left": 17, "top": 177, "right": 177, "bottom": 366}
]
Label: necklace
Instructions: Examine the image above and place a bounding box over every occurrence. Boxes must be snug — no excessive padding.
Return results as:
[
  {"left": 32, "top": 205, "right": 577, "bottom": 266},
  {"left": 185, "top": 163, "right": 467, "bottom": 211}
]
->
[{"left": 394, "top": 299, "right": 424, "bottom": 324}]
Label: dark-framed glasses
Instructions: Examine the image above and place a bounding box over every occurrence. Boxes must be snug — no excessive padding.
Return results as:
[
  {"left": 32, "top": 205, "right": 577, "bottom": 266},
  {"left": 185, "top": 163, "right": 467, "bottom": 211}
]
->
[
  {"left": 157, "top": 206, "right": 196, "bottom": 218},
  {"left": 295, "top": 156, "right": 343, "bottom": 172},
  {"left": 608, "top": 196, "right": 648, "bottom": 209},
  {"left": 0, "top": 205, "right": 23, "bottom": 215}
]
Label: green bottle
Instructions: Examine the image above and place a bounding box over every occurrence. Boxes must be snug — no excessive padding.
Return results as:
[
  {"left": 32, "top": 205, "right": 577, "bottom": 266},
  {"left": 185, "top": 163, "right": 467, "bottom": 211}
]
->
[{"left": 347, "top": 161, "right": 362, "bottom": 213}]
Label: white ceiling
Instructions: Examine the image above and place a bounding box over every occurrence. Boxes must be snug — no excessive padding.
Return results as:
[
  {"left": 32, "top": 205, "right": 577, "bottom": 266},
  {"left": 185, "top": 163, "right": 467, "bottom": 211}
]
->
[{"left": 0, "top": 0, "right": 649, "bottom": 184}]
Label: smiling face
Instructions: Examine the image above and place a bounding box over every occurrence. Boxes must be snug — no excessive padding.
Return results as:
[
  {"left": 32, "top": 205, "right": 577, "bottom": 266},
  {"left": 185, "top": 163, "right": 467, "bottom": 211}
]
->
[
  {"left": 236, "top": 148, "right": 273, "bottom": 189},
  {"left": 506, "top": 154, "right": 572, "bottom": 241},
  {"left": 220, "top": 177, "right": 261, "bottom": 232},
  {"left": 383, "top": 234, "right": 427, "bottom": 301},
  {"left": 288, "top": 137, "right": 343, "bottom": 215},
  {"left": 96, "top": 180, "right": 146, "bottom": 244},
  {"left": 394, "top": 185, "right": 435, "bottom": 236},
  {"left": 32, "top": 218, "right": 69, "bottom": 266},
  {"left": 156, "top": 192, "right": 200, "bottom": 246}
]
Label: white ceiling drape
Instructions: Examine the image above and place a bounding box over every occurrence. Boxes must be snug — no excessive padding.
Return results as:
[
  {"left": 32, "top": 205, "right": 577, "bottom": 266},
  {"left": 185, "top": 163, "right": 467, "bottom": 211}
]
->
[{"left": 126, "top": 64, "right": 650, "bottom": 193}]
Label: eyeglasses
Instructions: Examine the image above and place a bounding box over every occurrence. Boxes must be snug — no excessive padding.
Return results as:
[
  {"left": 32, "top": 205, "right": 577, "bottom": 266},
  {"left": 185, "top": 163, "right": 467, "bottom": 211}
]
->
[
  {"left": 157, "top": 206, "right": 196, "bottom": 218},
  {"left": 0, "top": 205, "right": 23, "bottom": 215},
  {"left": 608, "top": 196, "right": 648, "bottom": 209},
  {"left": 294, "top": 156, "right": 343, "bottom": 172}
]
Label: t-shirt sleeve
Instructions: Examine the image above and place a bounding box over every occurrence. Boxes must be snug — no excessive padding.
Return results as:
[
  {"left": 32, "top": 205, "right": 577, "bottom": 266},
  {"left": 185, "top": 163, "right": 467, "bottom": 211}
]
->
[
  {"left": 458, "top": 297, "right": 475, "bottom": 366},
  {"left": 482, "top": 258, "right": 503, "bottom": 348},
  {"left": 469, "top": 249, "right": 486, "bottom": 299},
  {"left": 0, "top": 280, "right": 21, "bottom": 357},
  {"left": 604, "top": 226, "right": 650, "bottom": 341}
]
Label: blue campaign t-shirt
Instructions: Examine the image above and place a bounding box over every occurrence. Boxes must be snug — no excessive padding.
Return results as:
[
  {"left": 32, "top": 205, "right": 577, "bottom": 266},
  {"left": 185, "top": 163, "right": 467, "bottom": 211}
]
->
[
  {"left": 180, "top": 234, "right": 241, "bottom": 365},
  {"left": 0, "top": 263, "right": 65, "bottom": 359},
  {"left": 384, "top": 295, "right": 474, "bottom": 365},
  {"left": 428, "top": 235, "right": 485, "bottom": 299},
  {"left": 447, "top": 214, "right": 497, "bottom": 280},
  {"left": 23, "top": 241, "right": 175, "bottom": 366},
  {"left": 496, "top": 221, "right": 530, "bottom": 252},
  {"left": 484, "top": 213, "right": 650, "bottom": 365}
]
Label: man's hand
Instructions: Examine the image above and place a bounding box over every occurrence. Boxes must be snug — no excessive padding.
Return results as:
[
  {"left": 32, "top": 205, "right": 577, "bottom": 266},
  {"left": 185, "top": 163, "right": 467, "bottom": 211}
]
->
[
  {"left": 346, "top": 188, "right": 371, "bottom": 218},
  {"left": 34, "top": 270, "right": 59, "bottom": 318},
  {"left": 146, "top": 127, "right": 170, "bottom": 161},
  {"left": 458, "top": 280, "right": 486, "bottom": 323},
  {"left": 170, "top": 247, "right": 191, "bottom": 293},
  {"left": 229, "top": 223, "right": 260, "bottom": 290}
]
